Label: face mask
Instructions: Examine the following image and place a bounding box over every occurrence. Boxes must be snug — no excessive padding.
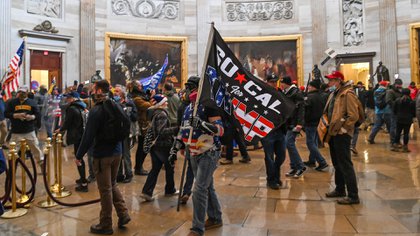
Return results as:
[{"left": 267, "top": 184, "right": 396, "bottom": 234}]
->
[
  {"left": 113, "top": 95, "right": 121, "bottom": 102},
  {"left": 328, "top": 85, "right": 337, "bottom": 92},
  {"left": 189, "top": 90, "right": 198, "bottom": 103}
]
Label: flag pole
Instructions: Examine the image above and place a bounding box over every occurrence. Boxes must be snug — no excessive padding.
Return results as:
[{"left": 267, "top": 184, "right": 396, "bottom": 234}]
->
[
  {"left": 176, "top": 22, "right": 215, "bottom": 212},
  {"left": 23, "top": 36, "right": 27, "bottom": 87}
]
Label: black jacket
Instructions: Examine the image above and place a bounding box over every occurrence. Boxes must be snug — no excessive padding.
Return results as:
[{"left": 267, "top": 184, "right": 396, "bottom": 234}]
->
[
  {"left": 76, "top": 100, "right": 122, "bottom": 159},
  {"left": 150, "top": 108, "right": 178, "bottom": 148},
  {"left": 365, "top": 88, "right": 375, "bottom": 109},
  {"left": 60, "top": 100, "right": 86, "bottom": 145},
  {"left": 393, "top": 96, "right": 415, "bottom": 125},
  {"left": 355, "top": 87, "right": 367, "bottom": 109},
  {"left": 304, "top": 90, "right": 325, "bottom": 126},
  {"left": 284, "top": 85, "right": 305, "bottom": 128},
  {"left": 5, "top": 98, "right": 41, "bottom": 134},
  {"left": 386, "top": 86, "right": 402, "bottom": 111}
]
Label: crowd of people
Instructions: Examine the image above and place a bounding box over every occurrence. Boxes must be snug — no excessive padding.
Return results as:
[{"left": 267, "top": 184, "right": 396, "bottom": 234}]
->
[{"left": 0, "top": 69, "right": 419, "bottom": 235}]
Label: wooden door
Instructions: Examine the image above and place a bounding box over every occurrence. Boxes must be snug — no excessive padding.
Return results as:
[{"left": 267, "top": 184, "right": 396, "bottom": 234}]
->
[{"left": 30, "top": 50, "right": 62, "bottom": 90}]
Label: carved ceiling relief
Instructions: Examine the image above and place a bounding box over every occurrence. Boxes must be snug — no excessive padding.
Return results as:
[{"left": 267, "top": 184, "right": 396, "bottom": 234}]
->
[
  {"left": 27, "top": 0, "right": 62, "bottom": 18},
  {"left": 111, "top": 0, "right": 180, "bottom": 20},
  {"left": 225, "top": 1, "right": 294, "bottom": 22},
  {"left": 343, "top": 0, "right": 364, "bottom": 47}
]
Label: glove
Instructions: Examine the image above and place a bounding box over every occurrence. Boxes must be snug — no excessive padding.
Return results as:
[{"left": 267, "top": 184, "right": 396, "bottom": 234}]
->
[
  {"left": 168, "top": 139, "right": 184, "bottom": 167},
  {"left": 190, "top": 116, "right": 219, "bottom": 135}
]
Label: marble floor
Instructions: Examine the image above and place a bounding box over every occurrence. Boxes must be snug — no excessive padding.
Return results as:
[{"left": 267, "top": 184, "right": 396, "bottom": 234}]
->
[{"left": 1, "top": 129, "right": 419, "bottom": 235}]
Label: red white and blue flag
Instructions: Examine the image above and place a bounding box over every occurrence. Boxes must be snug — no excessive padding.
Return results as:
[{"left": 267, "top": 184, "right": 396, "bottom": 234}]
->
[
  {"left": 200, "top": 27, "right": 295, "bottom": 144},
  {"left": 3, "top": 41, "right": 25, "bottom": 100}
]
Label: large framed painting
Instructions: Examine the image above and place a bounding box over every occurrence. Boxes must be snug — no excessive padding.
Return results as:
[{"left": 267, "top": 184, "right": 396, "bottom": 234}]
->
[
  {"left": 105, "top": 32, "right": 188, "bottom": 89},
  {"left": 225, "top": 35, "right": 303, "bottom": 85}
]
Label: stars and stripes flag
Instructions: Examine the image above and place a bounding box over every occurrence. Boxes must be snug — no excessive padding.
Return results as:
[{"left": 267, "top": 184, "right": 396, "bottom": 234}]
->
[
  {"left": 199, "top": 26, "right": 295, "bottom": 144},
  {"left": 2, "top": 41, "right": 25, "bottom": 100}
]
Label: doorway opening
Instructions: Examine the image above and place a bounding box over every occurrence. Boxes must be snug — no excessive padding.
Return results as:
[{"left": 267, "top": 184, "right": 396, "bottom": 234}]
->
[
  {"left": 339, "top": 62, "right": 370, "bottom": 87},
  {"left": 30, "top": 50, "right": 62, "bottom": 91}
]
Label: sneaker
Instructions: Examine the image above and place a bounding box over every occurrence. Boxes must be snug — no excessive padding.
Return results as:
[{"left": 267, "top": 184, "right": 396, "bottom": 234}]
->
[
  {"left": 75, "top": 184, "right": 88, "bottom": 192},
  {"left": 164, "top": 190, "right": 179, "bottom": 197},
  {"left": 402, "top": 145, "right": 410, "bottom": 153},
  {"left": 285, "top": 169, "right": 297, "bottom": 177},
  {"left": 116, "top": 175, "right": 125, "bottom": 183},
  {"left": 239, "top": 157, "right": 251, "bottom": 163},
  {"left": 350, "top": 147, "right": 358, "bottom": 155},
  {"left": 390, "top": 146, "right": 399, "bottom": 152},
  {"left": 204, "top": 218, "right": 223, "bottom": 230},
  {"left": 219, "top": 158, "right": 233, "bottom": 165},
  {"left": 122, "top": 174, "right": 133, "bottom": 183},
  {"left": 180, "top": 194, "right": 190, "bottom": 204},
  {"left": 303, "top": 161, "right": 316, "bottom": 167},
  {"left": 293, "top": 167, "right": 307, "bottom": 178},
  {"left": 325, "top": 190, "right": 346, "bottom": 198},
  {"left": 367, "top": 139, "right": 375, "bottom": 144},
  {"left": 75, "top": 178, "right": 83, "bottom": 184},
  {"left": 140, "top": 193, "right": 154, "bottom": 202},
  {"left": 337, "top": 197, "right": 360, "bottom": 205},
  {"left": 90, "top": 224, "right": 113, "bottom": 235},
  {"left": 134, "top": 168, "right": 149, "bottom": 176},
  {"left": 266, "top": 182, "right": 280, "bottom": 190},
  {"left": 118, "top": 215, "right": 131, "bottom": 228},
  {"left": 87, "top": 175, "right": 96, "bottom": 183},
  {"left": 315, "top": 163, "right": 329, "bottom": 172}
]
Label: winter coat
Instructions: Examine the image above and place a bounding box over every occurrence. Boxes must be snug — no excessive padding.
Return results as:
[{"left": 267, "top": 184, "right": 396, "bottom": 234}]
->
[
  {"left": 304, "top": 90, "right": 325, "bottom": 127},
  {"left": 132, "top": 95, "right": 151, "bottom": 136},
  {"left": 324, "top": 83, "right": 360, "bottom": 137},
  {"left": 365, "top": 88, "right": 375, "bottom": 109},
  {"left": 374, "top": 86, "right": 392, "bottom": 114},
  {"left": 393, "top": 96, "right": 416, "bottom": 125},
  {"left": 149, "top": 108, "right": 178, "bottom": 148},
  {"left": 284, "top": 85, "right": 305, "bottom": 128},
  {"left": 60, "top": 100, "right": 87, "bottom": 145},
  {"left": 164, "top": 91, "right": 181, "bottom": 126},
  {"left": 386, "top": 86, "right": 402, "bottom": 112},
  {"left": 5, "top": 98, "right": 41, "bottom": 134}
]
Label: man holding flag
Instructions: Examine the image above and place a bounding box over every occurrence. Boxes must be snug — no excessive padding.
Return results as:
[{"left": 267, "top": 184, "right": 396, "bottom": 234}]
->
[{"left": 170, "top": 25, "right": 295, "bottom": 236}]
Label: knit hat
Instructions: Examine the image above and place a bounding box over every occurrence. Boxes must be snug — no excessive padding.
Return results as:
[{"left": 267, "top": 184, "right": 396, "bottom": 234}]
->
[
  {"left": 266, "top": 74, "right": 279, "bottom": 82},
  {"left": 64, "top": 91, "right": 80, "bottom": 99},
  {"left": 281, "top": 76, "right": 293, "bottom": 85},
  {"left": 379, "top": 81, "right": 389, "bottom": 87},
  {"left": 325, "top": 71, "right": 345, "bottom": 81},
  {"left": 152, "top": 94, "right": 167, "bottom": 107},
  {"left": 394, "top": 78, "right": 403, "bottom": 85},
  {"left": 17, "top": 85, "right": 29, "bottom": 93},
  {"left": 309, "top": 80, "right": 320, "bottom": 89}
]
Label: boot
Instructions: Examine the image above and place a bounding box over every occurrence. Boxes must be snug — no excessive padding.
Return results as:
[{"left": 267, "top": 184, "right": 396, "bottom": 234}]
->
[{"left": 402, "top": 145, "right": 410, "bottom": 153}]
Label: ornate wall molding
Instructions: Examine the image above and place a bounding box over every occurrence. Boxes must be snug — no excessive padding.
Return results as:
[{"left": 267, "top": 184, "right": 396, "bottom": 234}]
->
[
  {"left": 224, "top": 1, "right": 294, "bottom": 22},
  {"left": 27, "top": 0, "right": 63, "bottom": 18},
  {"left": 342, "top": 0, "right": 364, "bottom": 47},
  {"left": 111, "top": 0, "right": 180, "bottom": 20}
]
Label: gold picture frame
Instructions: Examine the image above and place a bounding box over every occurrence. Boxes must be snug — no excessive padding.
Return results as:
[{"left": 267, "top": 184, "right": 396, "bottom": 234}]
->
[
  {"left": 409, "top": 23, "right": 420, "bottom": 84},
  {"left": 224, "top": 34, "right": 303, "bottom": 85},
  {"left": 105, "top": 32, "right": 188, "bottom": 88}
]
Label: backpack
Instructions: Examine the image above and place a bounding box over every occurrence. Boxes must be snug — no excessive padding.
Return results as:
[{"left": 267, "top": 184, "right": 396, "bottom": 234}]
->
[
  {"left": 100, "top": 100, "right": 131, "bottom": 143},
  {"left": 374, "top": 90, "right": 387, "bottom": 109}
]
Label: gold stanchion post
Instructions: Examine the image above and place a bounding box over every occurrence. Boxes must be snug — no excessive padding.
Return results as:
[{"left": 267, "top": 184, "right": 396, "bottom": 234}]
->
[
  {"left": 52, "top": 134, "right": 71, "bottom": 198},
  {"left": 16, "top": 139, "right": 30, "bottom": 206},
  {"left": 50, "top": 133, "right": 60, "bottom": 193},
  {"left": 37, "top": 138, "right": 58, "bottom": 208},
  {"left": 1, "top": 142, "right": 28, "bottom": 218}
]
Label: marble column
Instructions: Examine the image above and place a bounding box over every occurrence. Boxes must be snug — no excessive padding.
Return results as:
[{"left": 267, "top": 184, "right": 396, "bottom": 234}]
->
[
  {"left": 379, "top": 0, "right": 398, "bottom": 78},
  {"left": 80, "top": 0, "right": 96, "bottom": 82},
  {"left": 311, "top": 0, "right": 328, "bottom": 70},
  {"left": 196, "top": 1, "right": 212, "bottom": 75},
  {"left": 0, "top": 0, "right": 11, "bottom": 78}
]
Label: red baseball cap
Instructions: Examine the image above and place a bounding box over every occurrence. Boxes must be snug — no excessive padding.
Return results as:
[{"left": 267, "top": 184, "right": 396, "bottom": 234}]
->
[
  {"left": 325, "top": 71, "right": 345, "bottom": 81},
  {"left": 379, "top": 81, "right": 389, "bottom": 86}
]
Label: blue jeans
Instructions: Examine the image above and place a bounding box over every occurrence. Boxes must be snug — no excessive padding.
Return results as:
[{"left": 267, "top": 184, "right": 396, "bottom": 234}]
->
[
  {"left": 286, "top": 130, "right": 304, "bottom": 170},
  {"left": 369, "top": 113, "right": 391, "bottom": 142},
  {"left": 261, "top": 129, "right": 286, "bottom": 185},
  {"left": 190, "top": 150, "right": 222, "bottom": 235},
  {"left": 305, "top": 126, "right": 327, "bottom": 165},
  {"left": 182, "top": 157, "right": 194, "bottom": 196}
]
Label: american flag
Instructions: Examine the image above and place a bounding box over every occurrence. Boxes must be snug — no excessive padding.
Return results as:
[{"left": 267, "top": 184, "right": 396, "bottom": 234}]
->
[{"left": 3, "top": 41, "right": 25, "bottom": 100}]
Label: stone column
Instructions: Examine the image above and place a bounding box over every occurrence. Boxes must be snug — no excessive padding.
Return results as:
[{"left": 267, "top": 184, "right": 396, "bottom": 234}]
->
[
  {"left": 379, "top": 0, "right": 398, "bottom": 78},
  {"left": 0, "top": 0, "right": 11, "bottom": 78},
  {"left": 196, "top": 1, "right": 212, "bottom": 75},
  {"left": 311, "top": 0, "right": 328, "bottom": 69},
  {"left": 80, "top": 0, "right": 96, "bottom": 82}
]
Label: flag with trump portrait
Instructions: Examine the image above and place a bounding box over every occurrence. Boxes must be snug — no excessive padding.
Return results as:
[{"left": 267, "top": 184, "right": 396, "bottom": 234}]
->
[{"left": 199, "top": 26, "right": 295, "bottom": 144}]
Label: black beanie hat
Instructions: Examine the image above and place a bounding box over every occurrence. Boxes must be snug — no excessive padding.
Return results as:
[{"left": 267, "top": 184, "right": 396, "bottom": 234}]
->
[{"left": 309, "top": 80, "right": 320, "bottom": 89}]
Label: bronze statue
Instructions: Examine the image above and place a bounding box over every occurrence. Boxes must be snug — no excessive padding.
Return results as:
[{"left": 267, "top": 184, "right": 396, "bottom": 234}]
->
[
  {"left": 312, "top": 64, "right": 324, "bottom": 83},
  {"left": 372, "top": 61, "right": 390, "bottom": 83}
]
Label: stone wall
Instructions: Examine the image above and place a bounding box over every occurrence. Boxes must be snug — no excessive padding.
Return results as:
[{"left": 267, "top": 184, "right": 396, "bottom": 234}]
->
[{"left": 11, "top": 0, "right": 80, "bottom": 87}]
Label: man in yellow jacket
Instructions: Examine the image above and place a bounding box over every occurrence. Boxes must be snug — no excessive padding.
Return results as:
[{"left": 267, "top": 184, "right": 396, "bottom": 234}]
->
[{"left": 323, "top": 71, "right": 360, "bottom": 205}]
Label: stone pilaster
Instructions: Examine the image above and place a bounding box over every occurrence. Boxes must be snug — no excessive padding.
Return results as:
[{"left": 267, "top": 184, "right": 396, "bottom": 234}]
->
[
  {"left": 379, "top": 0, "right": 398, "bottom": 78},
  {"left": 0, "top": 0, "right": 11, "bottom": 78},
  {"left": 80, "top": 0, "right": 96, "bottom": 82},
  {"left": 311, "top": 0, "right": 328, "bottom": 68}
]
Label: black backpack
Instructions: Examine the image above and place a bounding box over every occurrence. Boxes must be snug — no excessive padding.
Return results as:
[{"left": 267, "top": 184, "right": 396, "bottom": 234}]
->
[
  {"left": 374, "top": 90, "right": 387, "bottom": 109},
  {"left": 100, "top": 100, "right": 131, "bottom": 143}
]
